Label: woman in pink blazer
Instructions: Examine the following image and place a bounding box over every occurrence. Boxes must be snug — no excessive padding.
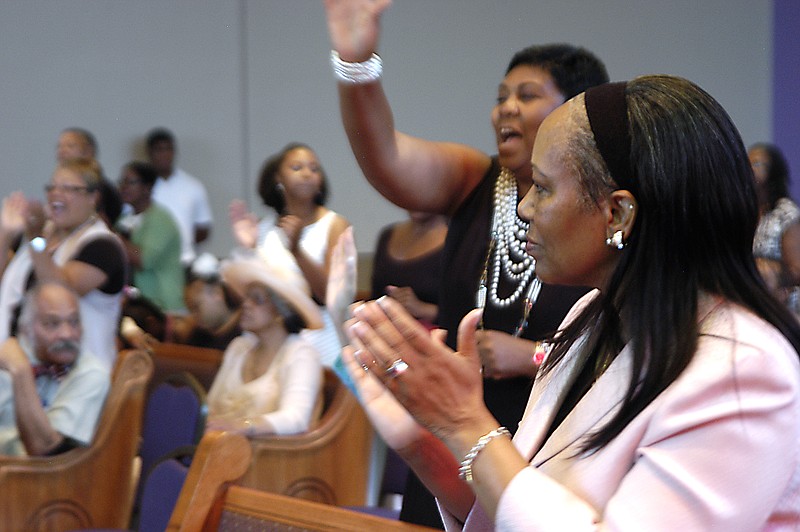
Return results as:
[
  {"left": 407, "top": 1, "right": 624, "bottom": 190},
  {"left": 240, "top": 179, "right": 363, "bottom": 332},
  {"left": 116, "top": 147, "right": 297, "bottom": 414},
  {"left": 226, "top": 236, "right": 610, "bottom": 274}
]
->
[{"left": 344, "top": 74, "right": 800, "bottom": 530}]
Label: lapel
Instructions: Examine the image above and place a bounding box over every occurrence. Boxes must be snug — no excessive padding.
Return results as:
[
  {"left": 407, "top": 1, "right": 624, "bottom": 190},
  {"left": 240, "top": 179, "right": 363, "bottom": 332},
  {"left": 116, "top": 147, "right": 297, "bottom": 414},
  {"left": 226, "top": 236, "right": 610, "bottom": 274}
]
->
[{"left": 512, "top": 336, "right": 633, "bottom": 466}]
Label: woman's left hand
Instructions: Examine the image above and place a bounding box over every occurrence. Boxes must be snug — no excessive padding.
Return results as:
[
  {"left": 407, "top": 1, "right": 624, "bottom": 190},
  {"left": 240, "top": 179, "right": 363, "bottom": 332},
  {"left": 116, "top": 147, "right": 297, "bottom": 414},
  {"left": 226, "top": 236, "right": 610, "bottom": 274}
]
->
[{"left": 349, "top": 297, "right": 489, "bottom": 441}]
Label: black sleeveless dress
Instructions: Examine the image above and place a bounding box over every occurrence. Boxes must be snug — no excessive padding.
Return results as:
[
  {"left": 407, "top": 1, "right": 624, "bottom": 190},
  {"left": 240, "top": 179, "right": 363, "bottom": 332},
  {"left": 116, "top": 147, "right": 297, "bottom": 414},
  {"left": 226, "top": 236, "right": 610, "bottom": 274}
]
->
[{"left": 400, "top": 157, "right": 588, "bottom": 529}]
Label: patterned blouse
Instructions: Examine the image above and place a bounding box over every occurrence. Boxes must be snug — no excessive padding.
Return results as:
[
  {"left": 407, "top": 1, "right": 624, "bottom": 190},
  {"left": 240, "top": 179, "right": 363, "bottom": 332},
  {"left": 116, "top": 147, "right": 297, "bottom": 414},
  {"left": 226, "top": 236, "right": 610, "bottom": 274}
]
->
[{"left": 754, "top": 197, "right": 800, "bottom": 261}]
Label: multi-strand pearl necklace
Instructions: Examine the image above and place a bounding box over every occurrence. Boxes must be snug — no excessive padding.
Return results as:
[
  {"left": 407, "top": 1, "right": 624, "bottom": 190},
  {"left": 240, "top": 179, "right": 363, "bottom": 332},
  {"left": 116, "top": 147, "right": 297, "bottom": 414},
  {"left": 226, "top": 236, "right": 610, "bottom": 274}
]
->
[{"left": 477, "top": 167, "right": 541, "bottom": 337}]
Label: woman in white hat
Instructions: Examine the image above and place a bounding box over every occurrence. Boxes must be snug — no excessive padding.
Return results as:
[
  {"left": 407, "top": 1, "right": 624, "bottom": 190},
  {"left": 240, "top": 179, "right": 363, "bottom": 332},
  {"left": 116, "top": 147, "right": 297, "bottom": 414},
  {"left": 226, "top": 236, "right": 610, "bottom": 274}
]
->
[{"left": 206, "top": 257, "right": 324, "bottom": 436}]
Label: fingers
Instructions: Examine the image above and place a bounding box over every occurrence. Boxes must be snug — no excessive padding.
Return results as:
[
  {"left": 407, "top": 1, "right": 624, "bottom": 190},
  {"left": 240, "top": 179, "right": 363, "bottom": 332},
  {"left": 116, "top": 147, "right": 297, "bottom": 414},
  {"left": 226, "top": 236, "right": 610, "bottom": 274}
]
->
[
  {"left": 456, "top": 308, "right": 483, "bottom": 355},
  {"left": 349, "top": 306, "right": 405, "bottom": 370}
]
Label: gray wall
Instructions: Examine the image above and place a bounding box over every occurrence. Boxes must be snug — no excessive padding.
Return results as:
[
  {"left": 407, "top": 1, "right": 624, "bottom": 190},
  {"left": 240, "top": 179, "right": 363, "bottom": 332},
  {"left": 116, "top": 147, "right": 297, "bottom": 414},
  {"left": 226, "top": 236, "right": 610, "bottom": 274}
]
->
[{"left": 0, "top": 0, "right": 773, "bottom": 256}]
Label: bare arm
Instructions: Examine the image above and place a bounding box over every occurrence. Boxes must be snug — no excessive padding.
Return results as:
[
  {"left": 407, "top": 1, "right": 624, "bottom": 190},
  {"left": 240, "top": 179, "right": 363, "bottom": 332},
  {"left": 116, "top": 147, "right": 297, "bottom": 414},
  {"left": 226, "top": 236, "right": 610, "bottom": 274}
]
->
[
  {"left": 325, "top": 0, "right": 490, "bottom": 214},
  {"left": 30, "top": 250, "right": 108, "bottom": 297},
  {"left": 287, "top": 213, "right": 351, "bottom": 302},
  {"left": 781, "top": 222, "right": 800, "bottom": 286}
]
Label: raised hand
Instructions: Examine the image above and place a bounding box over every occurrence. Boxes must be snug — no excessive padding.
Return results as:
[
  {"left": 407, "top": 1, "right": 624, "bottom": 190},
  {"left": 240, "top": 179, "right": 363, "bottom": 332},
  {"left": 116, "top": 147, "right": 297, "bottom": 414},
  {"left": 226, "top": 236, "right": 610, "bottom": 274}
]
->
[
  {"left": 326, "top": 226, "right": 357, "bottom": 345},
  {"left": 323, "top": 0, "right": 392, "bottom": 61},
  {"left": 0, "top": 192, "right": 30, "bottom": 238},
  {"left": 228, "top": 199, "right": 259, "bottom": 249}
]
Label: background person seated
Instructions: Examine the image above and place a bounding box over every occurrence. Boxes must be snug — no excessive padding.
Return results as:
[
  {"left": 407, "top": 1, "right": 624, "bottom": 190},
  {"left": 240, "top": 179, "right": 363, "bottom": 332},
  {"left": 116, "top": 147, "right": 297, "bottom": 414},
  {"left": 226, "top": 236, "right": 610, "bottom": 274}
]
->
[
  {"left": 0, "top": 281, "right": 110, "bottom": 456},
  {"left": 206, "top": 257, "right": 323, "bottom": 437},
  {"left": 118, "top": 254, "right": 242, "bottom": 352},
  {"left": 174, "top": 253, "right": 242, "bottom": 350}
]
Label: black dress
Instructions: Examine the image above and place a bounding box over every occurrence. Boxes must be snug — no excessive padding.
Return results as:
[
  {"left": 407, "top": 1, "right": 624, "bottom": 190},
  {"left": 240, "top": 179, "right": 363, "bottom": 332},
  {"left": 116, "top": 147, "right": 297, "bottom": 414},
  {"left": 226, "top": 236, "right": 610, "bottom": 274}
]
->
[
  {"left": 370, "top": 224, "right": 444, "bottom": 320},
  {"left": 400, "top": 157, "right": 588, "bottom": 529}
]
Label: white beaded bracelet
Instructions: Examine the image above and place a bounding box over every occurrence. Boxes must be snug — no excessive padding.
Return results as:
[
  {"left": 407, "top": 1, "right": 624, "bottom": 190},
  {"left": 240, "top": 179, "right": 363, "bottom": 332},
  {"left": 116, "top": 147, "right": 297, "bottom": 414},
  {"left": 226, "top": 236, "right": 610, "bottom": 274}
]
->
[
  {"left": 458, "top": 426, "right": 511, "bottom": 483},
  {"left": 330, "top": 50, "right": 383, "bottom": 84}
]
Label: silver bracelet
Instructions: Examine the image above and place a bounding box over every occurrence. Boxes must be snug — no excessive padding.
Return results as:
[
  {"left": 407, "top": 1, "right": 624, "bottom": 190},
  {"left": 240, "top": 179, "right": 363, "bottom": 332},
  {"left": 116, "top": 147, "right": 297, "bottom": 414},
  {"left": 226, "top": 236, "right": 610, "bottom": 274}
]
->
[
  {"left": 458, "top": 426, "right": 511, "bottom": 483},
  {"left": 330, "top": 50, "right": 383, "bottom": 84}
]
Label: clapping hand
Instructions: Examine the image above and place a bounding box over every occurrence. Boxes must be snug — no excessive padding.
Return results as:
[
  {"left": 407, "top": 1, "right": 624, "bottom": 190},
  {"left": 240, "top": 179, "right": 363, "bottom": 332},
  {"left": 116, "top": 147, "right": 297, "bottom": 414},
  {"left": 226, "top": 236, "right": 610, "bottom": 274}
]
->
[
  {"left": 229, "top": 199, "right": 259, "bottom": 249},
  {"left": 0, "top": 192, "right": 31, "bottom": 238},
  {"left": 348, "top": 297, "right": 488, "bottom": 443},
  {"left": 326, "top": 227, "right": 357, "bottom": 345}
]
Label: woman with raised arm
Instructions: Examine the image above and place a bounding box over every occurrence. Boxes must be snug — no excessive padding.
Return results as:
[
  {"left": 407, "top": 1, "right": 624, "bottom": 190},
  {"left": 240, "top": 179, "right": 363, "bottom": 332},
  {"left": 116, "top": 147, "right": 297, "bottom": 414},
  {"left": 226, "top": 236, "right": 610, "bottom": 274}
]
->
[
  {"left": 324, "top": 1, "right": 608, "bottom": 525},
  {"left": 0, "top": 159, "right": 125, "bottom": 371},
  {"left": 346, "top": 76, "right": 800, "bottom": 530}
]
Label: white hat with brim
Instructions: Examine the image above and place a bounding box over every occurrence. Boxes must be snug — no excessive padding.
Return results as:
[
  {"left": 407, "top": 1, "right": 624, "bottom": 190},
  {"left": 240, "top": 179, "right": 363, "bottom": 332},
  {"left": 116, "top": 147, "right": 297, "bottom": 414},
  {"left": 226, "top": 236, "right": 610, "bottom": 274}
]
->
[{"left": 220, "top": 257, "right": 323, "bottom": 330}]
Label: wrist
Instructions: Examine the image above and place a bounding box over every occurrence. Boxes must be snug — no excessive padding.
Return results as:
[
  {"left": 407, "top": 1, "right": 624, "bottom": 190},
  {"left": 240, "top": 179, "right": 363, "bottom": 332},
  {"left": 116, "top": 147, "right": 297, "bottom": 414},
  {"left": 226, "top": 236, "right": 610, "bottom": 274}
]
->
[
  {"left": 457, "top": 426, "right": 512, "bottom": 484},
  {"left": 30, "top": 236, "right": 47, "bottom": 254},
  {"left": 330, "top": 50, "right": 383, "bottom": 84}
]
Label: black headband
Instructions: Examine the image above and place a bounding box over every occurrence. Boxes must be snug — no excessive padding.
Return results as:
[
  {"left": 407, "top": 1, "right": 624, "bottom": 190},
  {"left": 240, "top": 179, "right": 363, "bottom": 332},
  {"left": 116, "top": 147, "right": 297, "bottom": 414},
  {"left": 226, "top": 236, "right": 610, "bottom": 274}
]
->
[{"left": 584, "top": 81, "right": 634, "bottom": 191}]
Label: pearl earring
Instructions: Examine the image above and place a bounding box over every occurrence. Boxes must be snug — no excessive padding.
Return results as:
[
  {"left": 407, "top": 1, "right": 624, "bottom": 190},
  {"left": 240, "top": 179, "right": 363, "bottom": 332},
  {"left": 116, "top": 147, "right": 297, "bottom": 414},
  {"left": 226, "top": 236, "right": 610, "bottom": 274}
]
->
[{"left": 606, "top": 230, "right": 625, "bottom": 250}]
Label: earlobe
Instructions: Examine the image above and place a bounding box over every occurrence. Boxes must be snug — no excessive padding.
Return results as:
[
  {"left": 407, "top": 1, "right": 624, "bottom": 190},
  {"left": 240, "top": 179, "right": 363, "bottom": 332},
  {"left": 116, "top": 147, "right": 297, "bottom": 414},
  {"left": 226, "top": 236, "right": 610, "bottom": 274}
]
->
[{"left": 607, "top": 189, "right": 637, "bottom": 245}]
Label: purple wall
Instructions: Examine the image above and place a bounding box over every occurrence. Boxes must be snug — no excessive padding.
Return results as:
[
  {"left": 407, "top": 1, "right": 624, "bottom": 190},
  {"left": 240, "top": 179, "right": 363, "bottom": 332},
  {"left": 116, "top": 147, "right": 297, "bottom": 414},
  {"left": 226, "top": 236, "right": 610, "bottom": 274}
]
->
[{"left": 774, "top": 0, "right": 800, "bottom": 200}]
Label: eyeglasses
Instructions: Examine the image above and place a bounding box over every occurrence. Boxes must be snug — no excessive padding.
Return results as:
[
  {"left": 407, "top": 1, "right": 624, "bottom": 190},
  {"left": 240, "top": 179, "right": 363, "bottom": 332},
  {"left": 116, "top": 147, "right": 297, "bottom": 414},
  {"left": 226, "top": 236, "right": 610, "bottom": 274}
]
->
[
  {"left": 44, "top": 184, "right": 92, "bottom": 195},
  {"left": 37, "top": 315, "right": 81, "bottom": 332}
]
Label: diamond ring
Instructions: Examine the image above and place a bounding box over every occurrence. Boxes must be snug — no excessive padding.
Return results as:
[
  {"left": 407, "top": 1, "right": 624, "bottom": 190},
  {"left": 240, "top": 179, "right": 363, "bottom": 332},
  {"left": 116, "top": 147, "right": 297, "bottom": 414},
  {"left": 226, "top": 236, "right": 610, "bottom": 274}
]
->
[{"left": 384, "top": 358, "right": 409, "bottom": 379}]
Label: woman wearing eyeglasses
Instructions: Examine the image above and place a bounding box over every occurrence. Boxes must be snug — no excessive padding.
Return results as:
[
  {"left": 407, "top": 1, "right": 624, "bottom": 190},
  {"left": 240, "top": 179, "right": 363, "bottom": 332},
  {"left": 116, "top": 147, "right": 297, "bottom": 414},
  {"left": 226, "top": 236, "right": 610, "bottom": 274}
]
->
[
  {"left": 115, "top": 161, "right": 185, "bottom": 312},
  {"left": 0, "top": 158, "right": 126, "bottom": 371}
]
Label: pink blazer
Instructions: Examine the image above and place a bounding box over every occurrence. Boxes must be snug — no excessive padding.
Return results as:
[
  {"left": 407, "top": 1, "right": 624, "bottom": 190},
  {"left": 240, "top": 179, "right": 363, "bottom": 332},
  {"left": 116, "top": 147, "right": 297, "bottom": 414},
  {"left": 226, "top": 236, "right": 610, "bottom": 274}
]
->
[{"left": 445, "top": 295, "right": 800, "bottom": 531}]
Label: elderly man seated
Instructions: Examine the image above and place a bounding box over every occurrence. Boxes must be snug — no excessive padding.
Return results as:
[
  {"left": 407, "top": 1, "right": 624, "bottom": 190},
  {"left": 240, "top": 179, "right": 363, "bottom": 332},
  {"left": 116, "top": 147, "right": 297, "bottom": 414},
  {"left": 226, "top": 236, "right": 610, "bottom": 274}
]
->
[{"left": 0, "top": 281, "right": 110, "bottom": 456}]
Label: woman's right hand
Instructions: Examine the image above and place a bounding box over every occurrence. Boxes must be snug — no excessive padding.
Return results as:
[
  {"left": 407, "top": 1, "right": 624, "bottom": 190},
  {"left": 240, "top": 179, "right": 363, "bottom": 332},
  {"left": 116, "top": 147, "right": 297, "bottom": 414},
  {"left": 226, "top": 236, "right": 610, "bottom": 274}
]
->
[
  {"left": 323, "top": 0, "right": 392, "bottom": 62},
  {"left": 229, "top": 199, "right": 259, "bottom": 249},
  {"left": 0, "top": 192, "right": 30, "bottom": 239},
  {"left": 341, "top": 340, "right": 424, "bottom": 451}
]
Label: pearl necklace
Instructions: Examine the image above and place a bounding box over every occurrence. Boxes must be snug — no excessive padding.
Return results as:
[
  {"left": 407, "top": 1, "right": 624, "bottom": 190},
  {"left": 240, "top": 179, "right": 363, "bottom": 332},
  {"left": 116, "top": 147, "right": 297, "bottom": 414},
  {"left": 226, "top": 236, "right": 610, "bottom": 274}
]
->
[{"left": 477, "top": 168, "right": 541, "bottom": 337}]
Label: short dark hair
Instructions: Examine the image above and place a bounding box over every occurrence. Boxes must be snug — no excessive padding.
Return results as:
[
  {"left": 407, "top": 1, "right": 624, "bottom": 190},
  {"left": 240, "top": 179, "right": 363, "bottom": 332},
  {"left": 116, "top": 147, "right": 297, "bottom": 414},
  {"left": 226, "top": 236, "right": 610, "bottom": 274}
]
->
[
  {"left": 257, "top": 142, "right": 329, "bottom": 214},
  {"left": 62, "top": 127, "right": 98, "bottom": 156},
  {"left": 506, "top": 44, "right": 609, "bottom": 100},
  {"left": 145, "top": 127, "right": 176, "bottom": 151},
  {"left": 124, "top": 161, "right": 159, "bottom": 188}
]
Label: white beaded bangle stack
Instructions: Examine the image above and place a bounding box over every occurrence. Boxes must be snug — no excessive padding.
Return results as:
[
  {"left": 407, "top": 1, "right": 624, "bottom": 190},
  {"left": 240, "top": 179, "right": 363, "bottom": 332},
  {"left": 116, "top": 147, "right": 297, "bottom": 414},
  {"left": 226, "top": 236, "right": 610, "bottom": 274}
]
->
[
  {"left": 458, "top": 426, "right": 511, "bottom": 483},
  {"left": 330, "top": 50, "right": 383, "bottom": 84}
]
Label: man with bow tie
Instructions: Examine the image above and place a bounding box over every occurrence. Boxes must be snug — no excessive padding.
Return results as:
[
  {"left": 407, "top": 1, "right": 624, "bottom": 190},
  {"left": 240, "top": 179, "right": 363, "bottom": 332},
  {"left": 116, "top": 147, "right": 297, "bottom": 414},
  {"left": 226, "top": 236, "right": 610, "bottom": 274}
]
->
[{"left": 0, "top": 281, "right": 109, "bottom": 456}]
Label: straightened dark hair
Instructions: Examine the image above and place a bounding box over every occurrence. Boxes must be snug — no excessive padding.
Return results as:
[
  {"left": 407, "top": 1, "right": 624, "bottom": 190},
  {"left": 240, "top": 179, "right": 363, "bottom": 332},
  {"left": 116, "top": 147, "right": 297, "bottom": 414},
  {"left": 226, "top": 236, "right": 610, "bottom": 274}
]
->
[
  {"left": 749, "top": 142, "right": 791, "bottom": 211},
  {"left": 541, "top": 75, "right": 800, "bottom": 453}
]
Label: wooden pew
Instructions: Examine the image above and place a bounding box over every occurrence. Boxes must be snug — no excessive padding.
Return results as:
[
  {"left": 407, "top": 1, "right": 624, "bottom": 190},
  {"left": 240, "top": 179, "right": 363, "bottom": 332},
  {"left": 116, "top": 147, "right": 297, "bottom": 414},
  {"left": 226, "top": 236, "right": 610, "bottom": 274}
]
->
[
  {"left": 148, "top": 341, "right": 223, "bottom": 392},
  {"left": 237, "top": 369, "right": 375, "bottom": 506},
  {"left": 169, "top": 430, "right": 435, "bottom": 532},
  {"left": 0, "top": 349, "right": 153, "bottom": 531}
]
